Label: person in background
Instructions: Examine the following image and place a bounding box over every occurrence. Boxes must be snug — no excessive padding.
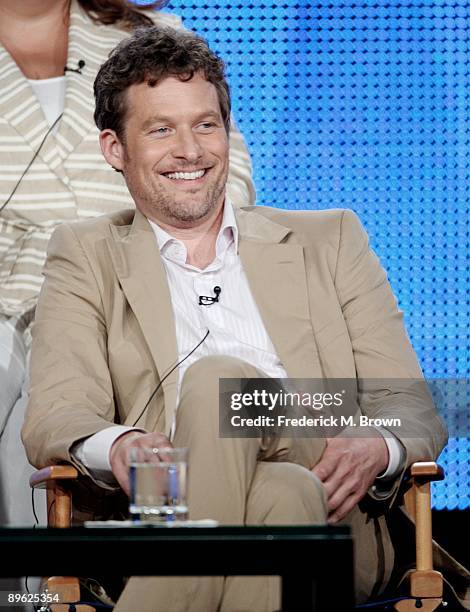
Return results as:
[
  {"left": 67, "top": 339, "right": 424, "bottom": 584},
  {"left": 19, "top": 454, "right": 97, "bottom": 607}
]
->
[{"left": 0, "top": 0, "right": 255, "bottom": 526}]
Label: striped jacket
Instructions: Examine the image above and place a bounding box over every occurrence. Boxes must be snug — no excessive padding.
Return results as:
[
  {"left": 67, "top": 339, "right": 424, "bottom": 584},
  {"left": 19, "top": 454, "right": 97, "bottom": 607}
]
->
[{"left": 0, "top": 1, "right": 255, "bottom": 323}]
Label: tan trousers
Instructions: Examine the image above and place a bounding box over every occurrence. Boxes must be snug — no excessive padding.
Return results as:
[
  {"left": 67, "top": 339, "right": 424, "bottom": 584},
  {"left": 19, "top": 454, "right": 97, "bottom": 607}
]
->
[{"left": 115, "top": 356, "right": 391, "bottom": 611}]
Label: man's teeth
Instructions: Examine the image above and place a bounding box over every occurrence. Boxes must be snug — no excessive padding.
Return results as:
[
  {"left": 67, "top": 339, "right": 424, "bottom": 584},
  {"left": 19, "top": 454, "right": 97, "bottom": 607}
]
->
[{"left": 165, "top": 170, "right": 206, "bottom": 180}]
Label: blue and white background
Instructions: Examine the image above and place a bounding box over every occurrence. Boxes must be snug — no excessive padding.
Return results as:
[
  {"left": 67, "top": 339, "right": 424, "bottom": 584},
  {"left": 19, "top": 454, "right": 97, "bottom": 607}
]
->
[{"left": 136, "top": 0, "right": 470, "bottom": 510}]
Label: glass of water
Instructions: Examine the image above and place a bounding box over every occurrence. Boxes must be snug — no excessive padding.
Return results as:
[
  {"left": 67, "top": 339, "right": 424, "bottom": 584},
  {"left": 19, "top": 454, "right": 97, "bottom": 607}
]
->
[{"left": 129, "top": 447, "right": 189, "bottom": 523}]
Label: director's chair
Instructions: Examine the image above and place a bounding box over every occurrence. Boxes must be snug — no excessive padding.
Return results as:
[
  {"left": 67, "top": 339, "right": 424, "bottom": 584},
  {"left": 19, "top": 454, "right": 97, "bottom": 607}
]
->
[{"left": 30, "top": 461, "right": 448, "bottom": 612}]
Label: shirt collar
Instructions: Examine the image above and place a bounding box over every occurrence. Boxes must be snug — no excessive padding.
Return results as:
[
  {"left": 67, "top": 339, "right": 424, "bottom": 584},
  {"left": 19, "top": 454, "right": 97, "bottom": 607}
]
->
[{"left": 148, "top": 197, "right": 238, "bottom": 265}]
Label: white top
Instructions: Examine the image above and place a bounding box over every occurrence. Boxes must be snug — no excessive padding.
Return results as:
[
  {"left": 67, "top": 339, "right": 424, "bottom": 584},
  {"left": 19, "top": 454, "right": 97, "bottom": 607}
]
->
[
  {"left": 73, "top": 201, "right": 403, "bottom": 483},
  {"left": 149, "top": 199, "right": 288, "bottom": 391},
  {"left": 27, "top": 76, "right": 66, "bottom": 130}
]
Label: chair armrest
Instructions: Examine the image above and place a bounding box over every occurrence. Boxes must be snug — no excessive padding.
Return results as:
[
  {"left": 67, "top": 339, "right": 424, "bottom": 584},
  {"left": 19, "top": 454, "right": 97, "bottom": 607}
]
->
[
  {"left": 409, "top": 462, "right": 444, "bottom": 481},
  {"left": 29, "top": 468, "right": 96, "bottom": 608},
  {"left": 30, "top": 465, "right": 78, "bottom": 528},
  {"left": 404, "top": 461, "right": 445, "bottom": 522},
  {"left": 407, "top": 461, "right": 444, "bottom": 573},
  {"left": 30, "top": 465, "right": 79, "bottom": 490},
  {"left": 394, "top": 461, "right": 445, "bottom": 610}
]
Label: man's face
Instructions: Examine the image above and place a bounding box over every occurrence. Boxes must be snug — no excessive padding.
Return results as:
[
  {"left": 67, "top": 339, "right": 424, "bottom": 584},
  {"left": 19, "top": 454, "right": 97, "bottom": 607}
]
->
[{"left": 104, "top": 72, "right": 229, "bottom": 228}]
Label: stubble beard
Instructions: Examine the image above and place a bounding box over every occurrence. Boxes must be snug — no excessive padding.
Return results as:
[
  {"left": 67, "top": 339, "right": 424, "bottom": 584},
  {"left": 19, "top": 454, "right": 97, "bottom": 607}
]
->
[
  {"left": 128, "top": 165, "right": 228, "bottom": 226},
  {"left": 156, "top": 177, "right": 226, "bottom": 224}
]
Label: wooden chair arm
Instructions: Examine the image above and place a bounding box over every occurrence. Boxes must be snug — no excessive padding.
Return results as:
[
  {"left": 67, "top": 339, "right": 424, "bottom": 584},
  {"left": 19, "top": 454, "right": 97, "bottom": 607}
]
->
[
  {"left": 409, "top": 462, "right": 444, "bottom": 481},
  {"left": 31, "top": 461, "right": 446, "bottom": 609},
  {"left": 29, "top": 466, "right": 94, "bottom": 610},
  {"left": 30, "top": 465, "right": 79, "bottom": 490},
  {"left": 30, "top": 465, "right": 78, "bottom": 529},
  {"left": 395, "top": 461, "right": 445, "bottom": 611},
  {"left": 404, "top": 461, "right": 444, "bottom": 529}
]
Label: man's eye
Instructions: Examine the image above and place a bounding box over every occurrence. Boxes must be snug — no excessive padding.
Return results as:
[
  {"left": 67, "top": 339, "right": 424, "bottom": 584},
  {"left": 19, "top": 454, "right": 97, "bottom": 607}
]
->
[
  {"left": 151, "top": 127, "right": 169, "bottom": 135},
  {"left": 200, "top": 122, "right": 216, "bottom": 129}
]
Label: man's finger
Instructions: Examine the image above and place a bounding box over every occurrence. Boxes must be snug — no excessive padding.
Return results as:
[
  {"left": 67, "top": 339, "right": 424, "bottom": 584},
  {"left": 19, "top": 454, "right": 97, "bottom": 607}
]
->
[
  {"left": 311, "top": 451, "right": 338, "bottom": 482},
  {"left": 317, "top": 465, "right": 349, "bottom": 501},
  {"left": 311, "top": 443, "right": 355, "bottom": 494},
  {"left": 115, "top": 462, "right": 130, "bottom": 496},
  {"left": 328, "top": 491, "right": 361, "bottom": 524},
  {"left": 110, "top": 431, "right": 173, "bottom": 494},
  {"left": 133, "top": 432, "right": 172, "bottom": 452},
  {"left": 327, "top": 476, "right": 359, "bottom": 514}
]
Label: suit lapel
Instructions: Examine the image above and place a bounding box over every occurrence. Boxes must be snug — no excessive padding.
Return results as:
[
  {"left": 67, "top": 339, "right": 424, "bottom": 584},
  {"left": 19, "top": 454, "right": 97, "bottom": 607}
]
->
[
  {"left": 107, "top": 206, "right": 323, "bottom": 431},
  {"left": 0, "top": 1, "right": 127, "bottom": 180},
  {"left": 53, "top": 1, "right": 127, "bottom": 165},
  {"left": 52, "top": 0, "right": 96, "bottom": 165},
  {"left": 0, "top": 44, "right": 66, "bottom": 180},
  {"left": 107, "top": 210, "right": 179, "bottom": 435},
  {"left": 236, "top": 208, "right": 323, "bottom": 379}
]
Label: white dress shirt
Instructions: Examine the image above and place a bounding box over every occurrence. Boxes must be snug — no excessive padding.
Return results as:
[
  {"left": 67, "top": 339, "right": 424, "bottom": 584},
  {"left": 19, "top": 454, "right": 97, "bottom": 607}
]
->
[
  {"left": 149, "top": 199, "right": 289, "bottom": 391},
  {"left": 73, "top": 201, "right": 403, "bottom": 482}
]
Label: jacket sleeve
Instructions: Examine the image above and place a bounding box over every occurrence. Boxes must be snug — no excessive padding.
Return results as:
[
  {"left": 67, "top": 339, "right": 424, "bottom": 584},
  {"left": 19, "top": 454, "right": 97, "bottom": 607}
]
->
[
  {"left": 21, "top": 223, "right": 118, "bottom": 488},
  {"left": 334, "top": 210, "right": 448, "bottom": 497}
]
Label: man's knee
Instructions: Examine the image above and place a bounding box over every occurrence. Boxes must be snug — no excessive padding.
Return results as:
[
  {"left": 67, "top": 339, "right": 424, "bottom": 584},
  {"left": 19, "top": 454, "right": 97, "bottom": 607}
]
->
[
  {"left": 270, "top": 462, "right": 327, "bottom": 521},
  {"left": 177, "top": 356, "right": 262, "bottom": 426},
  {"left": 247, "top": 462, "right": 327, "bottom": 524},
  {"left": 183, "top": 355, "right": 260, "bottom": 386}
]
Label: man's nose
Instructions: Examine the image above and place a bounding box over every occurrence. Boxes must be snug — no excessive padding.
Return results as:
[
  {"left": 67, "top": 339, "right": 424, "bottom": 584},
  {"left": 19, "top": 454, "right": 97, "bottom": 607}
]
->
[{"left": 171, "top": 129, "right": 203, "bottom": 163}]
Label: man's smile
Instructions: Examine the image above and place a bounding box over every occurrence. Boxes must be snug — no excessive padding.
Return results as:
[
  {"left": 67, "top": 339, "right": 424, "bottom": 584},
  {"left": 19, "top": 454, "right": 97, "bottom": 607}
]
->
[
  {"left": 163, "top": 169, "right": 206, "bottom": 180},
  {"left": 160, "top": 166, "right": 212, "bottom": 186},
  {"left": 109, "top": 74, "right": 229, "bottom": 223}
]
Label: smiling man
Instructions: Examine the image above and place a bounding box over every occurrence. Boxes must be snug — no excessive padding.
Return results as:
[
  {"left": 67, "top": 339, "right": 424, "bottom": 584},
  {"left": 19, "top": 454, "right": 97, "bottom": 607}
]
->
[
  {"left": 99, "top": 69, "right": 230, "bottom": 271},
  {"left": 22, "top": 27, "right": 447, "bottom": 612},
  {"left": 104, "top": 75, "right": 229, "bottom": 229}
]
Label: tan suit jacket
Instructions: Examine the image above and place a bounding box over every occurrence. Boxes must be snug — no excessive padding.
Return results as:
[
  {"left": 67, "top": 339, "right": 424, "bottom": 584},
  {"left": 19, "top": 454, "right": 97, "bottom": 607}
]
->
[
  {"left": 23, "top": 204, "right": 446, "bottom": 478},
  {"left": 21, "top": 204, "right": 452, "bottom": 599}
]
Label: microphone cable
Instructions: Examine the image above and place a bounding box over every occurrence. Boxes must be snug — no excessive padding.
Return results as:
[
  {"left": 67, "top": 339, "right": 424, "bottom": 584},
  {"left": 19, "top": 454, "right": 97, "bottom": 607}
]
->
[
  {"left": 25, "top": 488, "right": 40, "bottom": 611},
  {"left": 0, "top": 112, "right": 63, "bottom": 214},
  {"left": 131, "top": 328, "right": 210, "bottom": 427},
  {"left": 24, "top": 325, "right": 209, "bottom": 601},
  {"left": 1, "top": 59, "right": 85, "bottom": 215}
]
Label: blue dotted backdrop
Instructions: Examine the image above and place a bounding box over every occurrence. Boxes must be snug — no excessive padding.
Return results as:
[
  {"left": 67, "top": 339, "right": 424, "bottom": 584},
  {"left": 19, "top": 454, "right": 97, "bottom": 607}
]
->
[{"left": 136, "top": 0, "right": 470, "bottom": 510}]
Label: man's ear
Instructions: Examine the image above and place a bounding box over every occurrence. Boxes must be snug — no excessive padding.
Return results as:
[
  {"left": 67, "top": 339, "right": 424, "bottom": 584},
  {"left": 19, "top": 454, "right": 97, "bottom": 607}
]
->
[{"left": 99, "top": 129, "right": 125, "bottom": 171}]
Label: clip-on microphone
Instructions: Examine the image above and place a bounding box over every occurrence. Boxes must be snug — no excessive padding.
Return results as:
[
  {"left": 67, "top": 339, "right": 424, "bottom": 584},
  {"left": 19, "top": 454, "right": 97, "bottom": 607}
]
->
[
  {"left": 198, "top": 286, "right": 221, "bottom": 306},
  {"left": 64, "top": 59, "right": 86, "bottom": 74}
]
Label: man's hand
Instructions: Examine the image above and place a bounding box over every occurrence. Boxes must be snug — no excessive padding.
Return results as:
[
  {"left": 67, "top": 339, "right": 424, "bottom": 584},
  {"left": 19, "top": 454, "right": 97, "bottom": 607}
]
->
[
  {"left": 311, "top": 428, "right": 389, "bottom": 524},
  {"left": 109, "top": 431, "right": 172, "bottom": 495}
]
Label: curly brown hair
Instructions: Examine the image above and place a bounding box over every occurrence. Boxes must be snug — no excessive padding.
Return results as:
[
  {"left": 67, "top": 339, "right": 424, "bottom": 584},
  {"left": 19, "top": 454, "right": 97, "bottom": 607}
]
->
[
  {"left": 94, "top": 26, "right": 231, "bottom": 140},
  {"left": 78, "top": 0, "right": 168, "bottom": 30}
]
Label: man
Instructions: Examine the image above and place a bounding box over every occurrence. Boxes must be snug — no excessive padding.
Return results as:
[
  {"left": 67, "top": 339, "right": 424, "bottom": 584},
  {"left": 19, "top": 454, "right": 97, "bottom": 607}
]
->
[
  {"left": 22, "top": 27, "right": 447, "bottom": 611},
  {"left": 0, "top": 0, "right": 255, "bottom": 530}
]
